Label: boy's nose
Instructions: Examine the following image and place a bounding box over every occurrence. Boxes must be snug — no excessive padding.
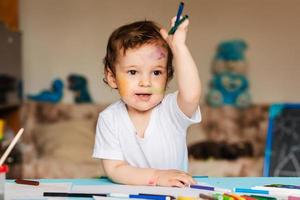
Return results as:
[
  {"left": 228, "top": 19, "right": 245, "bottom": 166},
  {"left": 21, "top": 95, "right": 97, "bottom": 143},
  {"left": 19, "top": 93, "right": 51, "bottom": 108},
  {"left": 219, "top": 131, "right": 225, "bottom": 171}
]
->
[{"left": 139, "top": 76, "right": 151, "bottom": 87}]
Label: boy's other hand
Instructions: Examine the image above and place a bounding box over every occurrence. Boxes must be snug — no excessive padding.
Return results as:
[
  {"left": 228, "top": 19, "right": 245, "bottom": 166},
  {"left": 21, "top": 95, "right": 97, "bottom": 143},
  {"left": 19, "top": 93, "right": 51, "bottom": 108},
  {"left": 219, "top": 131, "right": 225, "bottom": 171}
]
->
[
  {"left": 154, "top": 169, "right": 196, "bottom": 187},
  {"left": 160, "top": 16, "right": 189, "bottom": 49}
]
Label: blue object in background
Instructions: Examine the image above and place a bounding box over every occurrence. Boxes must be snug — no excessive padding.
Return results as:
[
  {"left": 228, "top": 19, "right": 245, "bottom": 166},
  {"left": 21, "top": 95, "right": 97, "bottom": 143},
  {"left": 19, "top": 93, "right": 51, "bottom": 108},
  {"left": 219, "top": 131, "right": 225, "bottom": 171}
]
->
[
  {"left": 206, "top": 72, "right": 251, "bottom": 108},
  {"left": 27, "top": 79, "right": 64, "bottom": 103},
  {"left": 68, "top": 74, "right": 93, "bottom": 103},
  {"left": 264, "top": 104, "right": 300, "bottom": 177},
  {"left": 206, "top": 39, "right": 252, "bottom": 108},
  {"left": 215, "top": 40, "right": 247, "bottom": 61}
]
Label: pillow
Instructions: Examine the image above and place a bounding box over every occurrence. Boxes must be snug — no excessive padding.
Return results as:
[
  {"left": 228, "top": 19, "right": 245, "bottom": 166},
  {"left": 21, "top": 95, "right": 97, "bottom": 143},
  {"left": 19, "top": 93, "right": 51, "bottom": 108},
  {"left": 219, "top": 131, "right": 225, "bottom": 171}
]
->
[{"left": 24, "top": 119, "right": 104, "bottom": 178}]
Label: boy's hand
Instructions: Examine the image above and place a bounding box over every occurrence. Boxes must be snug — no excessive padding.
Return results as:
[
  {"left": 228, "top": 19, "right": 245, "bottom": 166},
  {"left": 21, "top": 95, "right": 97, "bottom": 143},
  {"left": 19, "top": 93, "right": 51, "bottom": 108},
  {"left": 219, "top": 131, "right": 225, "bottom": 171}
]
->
[
  {"left": 160, "top": 16, "right": 189, "bottom": 49},
  {"left": 154, "top": 169, "right": 196, "bottom": 187}
]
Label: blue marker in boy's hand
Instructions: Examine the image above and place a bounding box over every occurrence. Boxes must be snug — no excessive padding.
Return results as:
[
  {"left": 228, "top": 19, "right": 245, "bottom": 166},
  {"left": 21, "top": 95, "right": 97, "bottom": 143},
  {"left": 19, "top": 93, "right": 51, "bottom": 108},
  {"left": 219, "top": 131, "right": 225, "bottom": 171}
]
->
[
  {"left": 168, "top": 15, "right": 189, "bottom": 35},
  {"left": 175, "top": 2, "right": 184, "bottom": 25},
  {"left": 169, "top": 2, "right": 188, "bottom": 35}
]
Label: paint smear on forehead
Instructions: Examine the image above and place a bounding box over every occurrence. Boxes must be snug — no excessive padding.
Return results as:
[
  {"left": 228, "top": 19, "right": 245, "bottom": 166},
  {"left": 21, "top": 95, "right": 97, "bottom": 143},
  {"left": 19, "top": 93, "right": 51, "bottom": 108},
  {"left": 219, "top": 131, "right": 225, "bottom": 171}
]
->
[{"left": 149, "top": 46, "right": 166, "bottom": 60}]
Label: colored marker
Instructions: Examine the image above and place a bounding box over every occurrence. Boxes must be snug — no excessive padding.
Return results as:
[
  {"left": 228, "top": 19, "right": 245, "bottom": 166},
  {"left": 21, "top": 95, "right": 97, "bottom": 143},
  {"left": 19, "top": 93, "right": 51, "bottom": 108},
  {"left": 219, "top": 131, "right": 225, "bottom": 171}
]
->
[
  {"left": 265, "top": 184, "right": 300, "bottom": 189},
  {"left": 192, "top": 176, "right": 209, "bottom": 178},
  {"left": 223, "top": 194, "right": 234, "bottom": 200},
  {"left": 44, "top": 192, "right": 170, "bottom": 200},
  {"left": 108, "top": 193, "right": 171, "bottom": 200},
  {"left": 15, "top": 179, "right": 40, "bottom": 186},
  {"left": 139, "top": 193, "right": 175, "bottom": 200},
  {"left": 177, "top": 196, "right": 199, "bottom": 200},
  {"left": 168, "top": 15, "right": 189, "bottom": 35},
  {"left": 44, "top": 192, "right": 107, "bottom": 198},
  {"left": 224, "top": 193, "right": 245, "bottom": 200},
  {"left": 190, "top": 184, "right": 214, "bottom": 191},
  {"left": 191, "top": 184, "right": 231, "bottom": 193},
  {"left": 249, "top": 195, "right": 276, "bottom": 200},
  {"left": 252, "top": 186, "right": 300, "bottom": 195},
  {"left": 241, "top": 196, "right": 257, "bottom": 200},
  {"left": 234, "top": 188, "right": 269, "bottom": 195},
  {"left": 129, "top": 194, "right": 170, "bottom": 200},
  {"left": 199, "top": 193, "right": 222, "bottom": 200},
  {"left": 175, "top": 2, "right": 184, "bottom": 25}
]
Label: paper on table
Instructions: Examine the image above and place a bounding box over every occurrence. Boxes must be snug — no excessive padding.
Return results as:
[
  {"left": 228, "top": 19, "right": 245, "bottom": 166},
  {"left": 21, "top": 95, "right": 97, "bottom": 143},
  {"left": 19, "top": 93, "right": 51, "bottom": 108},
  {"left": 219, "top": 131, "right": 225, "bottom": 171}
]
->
[
  {"left": 5, "top": 182, "right": 72, "bottom": 200},
  {"left": 72, "top": 184, "right": 215, "bottom": 197}
]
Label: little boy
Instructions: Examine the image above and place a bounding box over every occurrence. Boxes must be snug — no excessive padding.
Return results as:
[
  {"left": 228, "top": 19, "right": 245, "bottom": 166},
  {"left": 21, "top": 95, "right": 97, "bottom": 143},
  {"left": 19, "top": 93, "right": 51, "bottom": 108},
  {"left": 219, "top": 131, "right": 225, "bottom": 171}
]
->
[{"left": 93, "top": 17, "right": 201, "bottom": 187}]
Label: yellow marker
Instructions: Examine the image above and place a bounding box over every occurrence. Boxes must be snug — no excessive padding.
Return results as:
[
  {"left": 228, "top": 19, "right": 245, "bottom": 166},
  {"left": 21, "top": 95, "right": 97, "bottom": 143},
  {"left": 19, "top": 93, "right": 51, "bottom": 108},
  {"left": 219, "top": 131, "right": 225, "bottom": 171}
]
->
[
  {"left": 228, "top": 193, "right": 246, "bottom": 200},
  {"left": 0, "top": 119, "right": 5, "bottom": 140}
]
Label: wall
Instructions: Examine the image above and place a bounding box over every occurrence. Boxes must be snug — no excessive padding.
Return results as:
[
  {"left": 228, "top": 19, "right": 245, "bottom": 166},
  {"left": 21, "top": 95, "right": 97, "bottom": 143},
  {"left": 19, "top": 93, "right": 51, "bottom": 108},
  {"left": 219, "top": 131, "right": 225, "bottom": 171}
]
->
[{"left": 19, "top": 0, "right": 300, "bottom": 104}]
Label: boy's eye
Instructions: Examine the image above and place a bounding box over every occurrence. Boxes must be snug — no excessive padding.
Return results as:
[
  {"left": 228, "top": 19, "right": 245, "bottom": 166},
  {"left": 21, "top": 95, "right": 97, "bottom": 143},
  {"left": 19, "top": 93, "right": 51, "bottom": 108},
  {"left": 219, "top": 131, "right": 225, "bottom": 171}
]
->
[
  {"left": 153, "top": 70, "right": 161, "bottom": 76},
  {"left": 128, "top": 70, "right": 137, "bottom": 75}
]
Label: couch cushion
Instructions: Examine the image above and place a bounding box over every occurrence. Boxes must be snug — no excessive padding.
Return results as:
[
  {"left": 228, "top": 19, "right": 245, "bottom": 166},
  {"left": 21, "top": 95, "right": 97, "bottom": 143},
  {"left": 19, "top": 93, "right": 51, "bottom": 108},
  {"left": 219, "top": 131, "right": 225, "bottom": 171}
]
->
[{"left": 23, "top": 118, "right": 104, "bottom": 178}]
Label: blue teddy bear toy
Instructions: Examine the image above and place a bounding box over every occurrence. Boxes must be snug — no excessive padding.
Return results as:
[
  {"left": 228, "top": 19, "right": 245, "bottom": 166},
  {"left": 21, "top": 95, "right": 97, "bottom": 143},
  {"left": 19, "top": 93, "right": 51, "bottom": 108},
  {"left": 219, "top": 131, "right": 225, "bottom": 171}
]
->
[
  {"left": 215, "top": 40, "right": 247, "bottom": 61},
  {"left": 207, "top": 39, "right": 252, "bottom": 108},
  {"left": 207, "top": 72, "right": 251, "bottom": 108}
]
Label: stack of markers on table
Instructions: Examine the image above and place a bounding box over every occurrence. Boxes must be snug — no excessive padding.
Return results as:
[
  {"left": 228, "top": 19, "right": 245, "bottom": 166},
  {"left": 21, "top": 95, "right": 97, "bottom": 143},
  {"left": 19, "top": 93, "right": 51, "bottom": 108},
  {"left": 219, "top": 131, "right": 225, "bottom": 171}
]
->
[{"left": 187, "top": 183, "right": 300, "bottom": 200}]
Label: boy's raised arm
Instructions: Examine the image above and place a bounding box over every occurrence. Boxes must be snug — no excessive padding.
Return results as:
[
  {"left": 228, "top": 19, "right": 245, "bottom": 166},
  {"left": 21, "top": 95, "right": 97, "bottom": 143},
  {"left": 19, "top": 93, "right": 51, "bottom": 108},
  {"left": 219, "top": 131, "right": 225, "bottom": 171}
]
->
[{"left": 160, "top": 18, "right": 201, "bottom": 118}]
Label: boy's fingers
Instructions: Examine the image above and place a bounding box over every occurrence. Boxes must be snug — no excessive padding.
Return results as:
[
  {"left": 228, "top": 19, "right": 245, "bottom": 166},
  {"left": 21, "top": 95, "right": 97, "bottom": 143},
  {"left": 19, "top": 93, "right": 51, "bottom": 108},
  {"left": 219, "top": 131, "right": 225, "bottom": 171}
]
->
[
  {"left": 188, "top": 176, "right": 196, "bottom": 185},
  {"left": 178, "top": 173, "right": 195, "bottom": 185},
  {"left": 171, "top": 16, "right": 177, "bottom": 27},
  {"left": 172, "top": 174, "right": 187, "bottom": 185},
  {"left": 159, "top": 28, "right": 168, "bottom": 40},
  {"left": 185, "top": 176, "right": 194, "bottom": 185},
  {"left": 177, "top": 18, "right": 189, "bottom": 31},
  {"left": 171, "top": 180, "right": 185, "bottom": 188}
]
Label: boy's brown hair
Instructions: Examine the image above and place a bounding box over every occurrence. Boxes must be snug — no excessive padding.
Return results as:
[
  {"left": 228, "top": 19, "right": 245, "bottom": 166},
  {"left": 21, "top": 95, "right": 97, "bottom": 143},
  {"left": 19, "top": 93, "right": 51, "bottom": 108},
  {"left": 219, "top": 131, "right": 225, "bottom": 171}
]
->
[{"left": 103, "top": 20, "right": 174, "bottom": 84}]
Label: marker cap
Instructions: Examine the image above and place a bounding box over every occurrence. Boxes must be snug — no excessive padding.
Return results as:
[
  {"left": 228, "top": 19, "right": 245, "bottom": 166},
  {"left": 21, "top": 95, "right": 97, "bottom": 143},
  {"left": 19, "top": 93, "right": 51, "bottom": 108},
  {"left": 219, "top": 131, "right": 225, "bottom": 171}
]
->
[{"left": 0, "top": 165, "right": 8, "bottom": 173}]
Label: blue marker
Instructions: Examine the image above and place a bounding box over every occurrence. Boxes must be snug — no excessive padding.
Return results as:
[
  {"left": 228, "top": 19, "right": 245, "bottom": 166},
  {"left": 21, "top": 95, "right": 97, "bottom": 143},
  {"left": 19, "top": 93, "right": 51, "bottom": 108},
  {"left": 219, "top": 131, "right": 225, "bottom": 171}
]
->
[
  {"left": 190, "top": 184, "right": 231, "bottom": 193},
  {"left": 192, "top": 176, "right": 209, "bottom": 178},
  {"left": 234, "top": 188, "right": 269, "bottom": 195},
  {"left": 139, "top": 193, "right": 175, "bottom": 200},
  {"left": 175, "top": 2, "right": 184, "bottom": 25},
  {"left": 190, "top": 184, "right": 214, "bottom": 191},
  {"left": 110, "top": 193, "right": 171, "bottom": 200},
  {"left": 129, "top": 194, "right": 170, "bottom": 200}
]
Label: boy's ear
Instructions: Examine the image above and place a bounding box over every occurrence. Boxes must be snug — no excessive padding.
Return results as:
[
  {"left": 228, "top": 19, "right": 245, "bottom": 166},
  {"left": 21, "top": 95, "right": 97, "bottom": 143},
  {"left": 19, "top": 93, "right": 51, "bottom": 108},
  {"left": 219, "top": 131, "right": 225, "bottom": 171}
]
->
[{"left": 105, "top": 67, "right": 118, "bottom": 89}]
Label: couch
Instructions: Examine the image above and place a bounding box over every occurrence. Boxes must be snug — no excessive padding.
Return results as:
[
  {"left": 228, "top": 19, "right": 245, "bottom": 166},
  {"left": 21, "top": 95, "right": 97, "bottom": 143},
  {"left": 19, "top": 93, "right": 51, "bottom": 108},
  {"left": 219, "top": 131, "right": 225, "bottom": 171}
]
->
[{"left": 20, "top": 102, "right": 269, "bottom": 178}]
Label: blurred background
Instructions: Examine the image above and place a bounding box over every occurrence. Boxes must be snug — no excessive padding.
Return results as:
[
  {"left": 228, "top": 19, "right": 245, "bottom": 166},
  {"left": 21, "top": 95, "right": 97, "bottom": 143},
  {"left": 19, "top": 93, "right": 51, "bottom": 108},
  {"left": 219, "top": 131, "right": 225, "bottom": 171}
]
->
[{"left": 1, "top": 0, "right": 300, "bottom": 179}]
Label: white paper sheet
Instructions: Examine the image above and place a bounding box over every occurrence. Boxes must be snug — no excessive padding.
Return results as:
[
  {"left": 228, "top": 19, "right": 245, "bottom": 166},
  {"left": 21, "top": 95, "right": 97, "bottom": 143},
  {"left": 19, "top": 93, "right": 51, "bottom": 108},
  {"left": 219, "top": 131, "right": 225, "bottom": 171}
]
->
[{"left": 5, "top": 182, "right": 72, "bottom": 200}]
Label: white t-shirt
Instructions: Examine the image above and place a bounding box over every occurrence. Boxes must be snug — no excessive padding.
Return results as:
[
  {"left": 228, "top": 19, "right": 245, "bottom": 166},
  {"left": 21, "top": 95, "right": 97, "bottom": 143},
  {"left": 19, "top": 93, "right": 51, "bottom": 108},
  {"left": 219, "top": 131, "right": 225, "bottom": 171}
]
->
[{"left": 93, "top": 92, "right": 201, "bottom": 172}]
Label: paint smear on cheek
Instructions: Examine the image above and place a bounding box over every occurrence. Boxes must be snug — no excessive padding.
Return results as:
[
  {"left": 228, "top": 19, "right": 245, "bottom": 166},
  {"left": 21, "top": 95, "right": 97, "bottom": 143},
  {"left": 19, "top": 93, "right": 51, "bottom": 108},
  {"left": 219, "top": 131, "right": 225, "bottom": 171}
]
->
[
  {"left": 116, "top": 76, "right": 128, "bottom": 97},
  {"left": 148, "top": 87, "right": 165, "bottom": 94},
  {"left": 149, "top": 47, "right": 166, "bottom": 60}
]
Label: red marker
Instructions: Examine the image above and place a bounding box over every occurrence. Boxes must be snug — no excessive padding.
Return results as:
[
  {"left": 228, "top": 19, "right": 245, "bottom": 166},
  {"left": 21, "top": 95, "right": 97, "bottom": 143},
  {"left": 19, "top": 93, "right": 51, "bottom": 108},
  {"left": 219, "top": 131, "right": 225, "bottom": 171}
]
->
[{"left": 15, "top": 179, "right": 39, "bottom": 186}]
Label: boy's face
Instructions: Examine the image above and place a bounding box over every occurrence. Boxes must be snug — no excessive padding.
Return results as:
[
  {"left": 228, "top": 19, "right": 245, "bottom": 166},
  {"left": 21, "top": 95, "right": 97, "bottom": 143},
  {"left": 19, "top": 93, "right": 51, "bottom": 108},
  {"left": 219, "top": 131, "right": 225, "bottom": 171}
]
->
[{"left": 106, "top": 44, "right": 168, "bottom": 112}]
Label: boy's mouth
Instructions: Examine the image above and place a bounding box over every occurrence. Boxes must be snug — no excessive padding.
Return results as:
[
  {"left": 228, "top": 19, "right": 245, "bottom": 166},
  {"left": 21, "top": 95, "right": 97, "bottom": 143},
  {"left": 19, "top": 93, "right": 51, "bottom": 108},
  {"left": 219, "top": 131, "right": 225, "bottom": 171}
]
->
[{"left": 135, "top": 93, "right": 152, "bottom": 101}]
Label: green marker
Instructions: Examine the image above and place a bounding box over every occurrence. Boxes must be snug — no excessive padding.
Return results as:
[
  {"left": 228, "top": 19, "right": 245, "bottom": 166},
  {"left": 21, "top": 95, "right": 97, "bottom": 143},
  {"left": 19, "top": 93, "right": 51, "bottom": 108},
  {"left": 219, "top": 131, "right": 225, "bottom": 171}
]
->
[{"left": 168, "top": 15, "right": 189, "bottom": 35}]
